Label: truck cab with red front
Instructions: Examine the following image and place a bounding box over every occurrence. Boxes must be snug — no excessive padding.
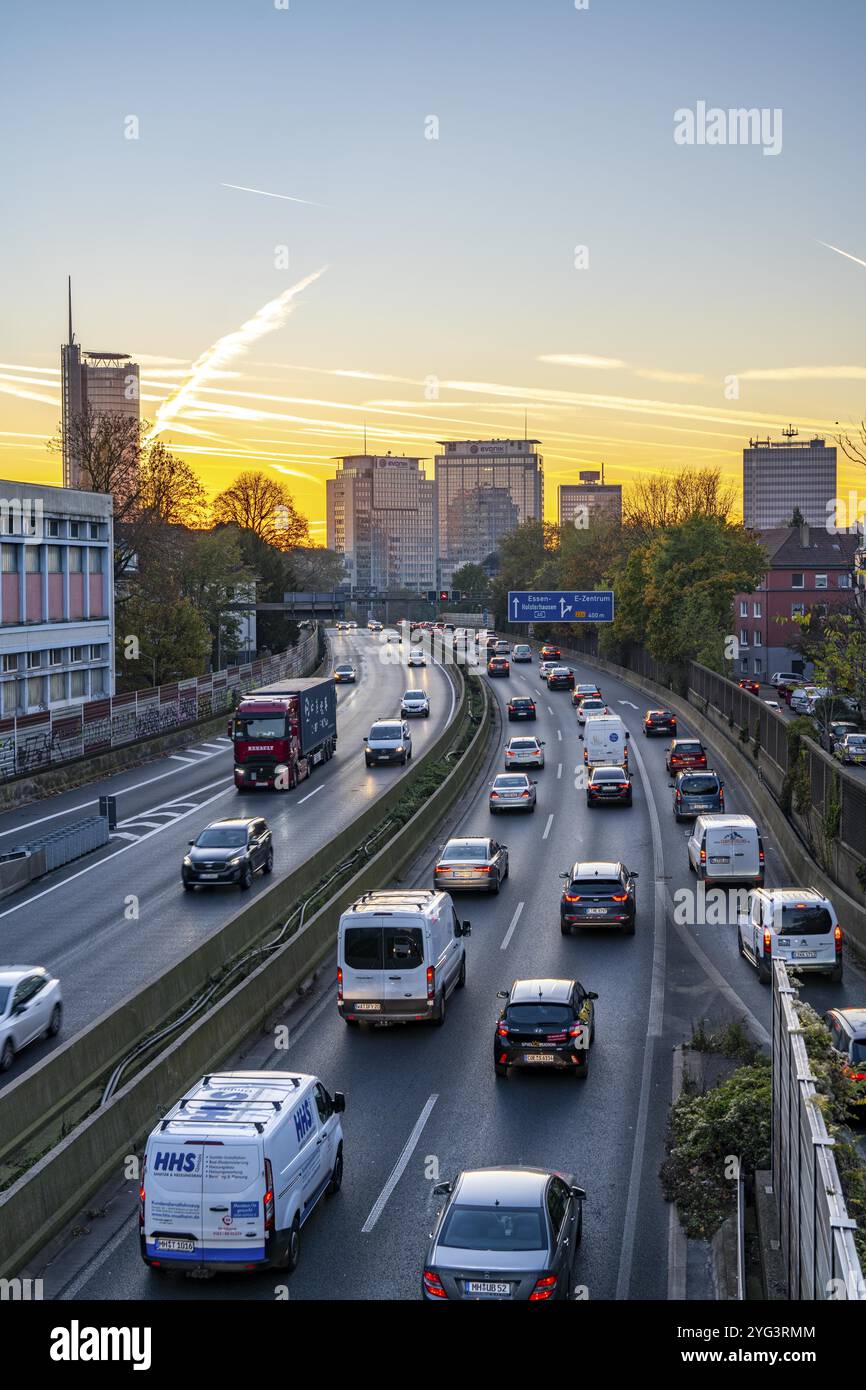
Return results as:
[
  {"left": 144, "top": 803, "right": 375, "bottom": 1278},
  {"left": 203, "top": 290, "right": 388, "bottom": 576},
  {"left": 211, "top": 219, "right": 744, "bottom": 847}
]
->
[{"left": 230, "top": 676, "right": 337, "bottom": 792}]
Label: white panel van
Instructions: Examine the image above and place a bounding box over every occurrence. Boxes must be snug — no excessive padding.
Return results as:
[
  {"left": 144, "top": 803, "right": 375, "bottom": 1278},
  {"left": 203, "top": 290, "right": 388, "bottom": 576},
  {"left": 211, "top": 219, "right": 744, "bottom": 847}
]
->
[
  {"left": 687, "top": 814, "right": 765, "bottom": 886},
  {"left": 579, "top": 713, "right": 630, "bottom": 768},
  {"left": 738, "top": 887, "right": 843, "bottom": 983},
  {"left": 140, "top": 1071, "right": 345, "bottom": 1274},
  {"left": 337, "top": 889, "right": 470, "bottom": 1026}
]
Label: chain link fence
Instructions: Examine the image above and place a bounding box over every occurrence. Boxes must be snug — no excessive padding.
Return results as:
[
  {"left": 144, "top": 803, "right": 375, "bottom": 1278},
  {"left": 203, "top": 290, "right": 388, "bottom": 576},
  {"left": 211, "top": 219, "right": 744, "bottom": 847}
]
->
[
  {"left": 0, "top": 626, "right": 322, "bottom": 783},
  {"left": 772, "top": 960, "right": 864, "bottom": 1300}
]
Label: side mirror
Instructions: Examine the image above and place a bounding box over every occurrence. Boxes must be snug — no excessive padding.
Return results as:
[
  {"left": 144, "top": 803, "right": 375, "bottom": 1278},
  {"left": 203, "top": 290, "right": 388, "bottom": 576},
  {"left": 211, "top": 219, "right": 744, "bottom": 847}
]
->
[
  {"left": 433, "top": 1181, "right": 452, "bottom": 1196},
  {"left": 496, "top": 989, "right": 509, "bottom": 999},
  {"left": 461, "top": 921, "right": 472, "bottom": 936},
  {"left": 631, "top": 871, "right": 640, "bottom": 879},
  {"left": 668, "top": 783, "right": 675, "bottom": 789},
  {"left": 578, "top": 734, "right": 584, "bottom": 741},
  {"left": 587, "top": 991, "right": 599, "bottom": 1001},
  {"left": 625, "top": 731, "right": 630, "bottom": 739},
  {"left": 332, "top": 1091, "right": 346, "bottom": 1114},
  {"left": 559, "top": 871, "right": 570, "bottom": 879},
  {"left": 571, "top": 1185, "right": 588, "bottom": 1203},
  {"left": 188, "top": 839, "right": 195, "bottom": 847},
  {"left": 226, "top": 721, "right": 233, "bottom": 737}
]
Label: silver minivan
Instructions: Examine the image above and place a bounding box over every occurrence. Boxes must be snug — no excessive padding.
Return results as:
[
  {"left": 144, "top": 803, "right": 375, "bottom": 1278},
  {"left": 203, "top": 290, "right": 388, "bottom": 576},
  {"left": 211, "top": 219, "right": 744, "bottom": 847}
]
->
[
  {"left": 672, "top": 770, "right": 725, "bottom": 821},
  {"left": 739, "top": 888, "right": 842, "bottom": 983}
]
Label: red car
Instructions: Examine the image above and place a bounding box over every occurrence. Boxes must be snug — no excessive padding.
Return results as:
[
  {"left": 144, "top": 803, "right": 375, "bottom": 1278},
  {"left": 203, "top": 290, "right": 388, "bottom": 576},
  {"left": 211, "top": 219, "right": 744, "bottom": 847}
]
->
[
  {"left": 488, "top": 657, "right": 510, "bottom": 677},
  {"left": 666, "top": 739, "right": 707, "bottom": 773},
  {"left": 738, "top": 679, "right": 760, "bottom": 696},
  {"left": 540, "top": 645, "right": 561, "bottom": 661}
]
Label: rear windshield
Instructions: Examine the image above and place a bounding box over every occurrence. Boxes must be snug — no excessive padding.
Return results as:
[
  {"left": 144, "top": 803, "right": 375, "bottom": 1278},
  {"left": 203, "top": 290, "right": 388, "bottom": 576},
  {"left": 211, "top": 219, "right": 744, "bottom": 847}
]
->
[
  {"left": 680, "top": 775, "right": 720, "bottom": 794},
  {"left": 384, "top": 928, "right": 424, "bottom": 968},
  {"left": 443, "top": 842, "right": 489, "bottom": 859},
  {"left": 507, "top": 1003, "right": 572, "bottom": 1026},
  {"left": 370, "top": 724, "right": 402, "bottom": 740},
  {"left": 571, "top": 879, "right": 623, "bottom": 895},
  {"left": 779, "top": 905, "right": 833, "bottom": 936},
  {"left": 441, "top": 1206, "right": 546, "bottom": 1252},
  {"left": 494, "top": 776, "right": 528, "bottom": 789},
  {"left": 343, "top": 927, "right": 383, "bottom": 970},
  {"left": 510, "top": 739, "right": 537, "bottom": 749},
  {"left": 675, "top": 742, "right": 703, "bottom": 753},
  {"left": 511, "top": 698, "right": 533, "bottom": 706},
  {"left": 592, "top": 768, "right": 626, "bottom": 781},
  {"left": 196, "top": 827, "right": 247, "bottom": 848}
]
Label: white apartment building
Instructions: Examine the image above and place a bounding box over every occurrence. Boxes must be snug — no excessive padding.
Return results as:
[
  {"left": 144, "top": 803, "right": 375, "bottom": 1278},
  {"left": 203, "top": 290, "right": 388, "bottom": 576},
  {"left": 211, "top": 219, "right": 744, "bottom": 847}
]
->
[
  {"left": 326, "top": 454, "right": 437, "bottom": 592},
  {"left": 435, "top": 439, "right": 543, "bottom": 585}
]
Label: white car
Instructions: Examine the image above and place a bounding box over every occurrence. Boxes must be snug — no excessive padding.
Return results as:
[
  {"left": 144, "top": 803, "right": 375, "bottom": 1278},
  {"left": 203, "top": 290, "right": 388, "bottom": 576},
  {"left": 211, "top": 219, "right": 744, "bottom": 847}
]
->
[
  {"left": 407, "top": 650, "right": 427, "bottom": 668},
  {"left": 505, "top": 735, "right": 545, "bottom": 769},
  {"left": 763, "top": 699, "right": 781, "bottom": 711},
  {"left": 401, "top": 689, "right": 430, "bottom": 717},
  {"left": 538, "top": 661, "right": 558, "bottom": 681},
  {"left": 770, "top": 671, "right": 802, "bottom": 688},
  {"left": 0, "top": 966, "right": 63, "bottom": 1071},
  {"left": 576, "top": 697, "right": 608, "bottom": 725}
]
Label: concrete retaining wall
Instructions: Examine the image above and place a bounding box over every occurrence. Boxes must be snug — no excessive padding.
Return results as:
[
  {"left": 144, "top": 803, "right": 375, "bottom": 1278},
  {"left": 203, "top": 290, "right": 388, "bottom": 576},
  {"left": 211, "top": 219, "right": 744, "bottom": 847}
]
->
[
  {"left": 0, "top": 661, "right": 465, "bottom": 1165},
  {"left": 0, "top": 670, "right": 491, "bottom": 1276}
]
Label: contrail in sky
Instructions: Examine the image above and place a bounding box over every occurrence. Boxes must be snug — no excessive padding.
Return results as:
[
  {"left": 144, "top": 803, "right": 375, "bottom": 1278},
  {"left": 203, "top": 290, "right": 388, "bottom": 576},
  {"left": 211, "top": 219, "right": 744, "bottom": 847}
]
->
[
  {"left": 818, "top": 240, "right": 866, "bottom": 270},
  {"left": 221, "top": 182, "right": 328, "bottom": 207},
  {"left": 147, "top": 267, "right": 328, "bottom": 440}
]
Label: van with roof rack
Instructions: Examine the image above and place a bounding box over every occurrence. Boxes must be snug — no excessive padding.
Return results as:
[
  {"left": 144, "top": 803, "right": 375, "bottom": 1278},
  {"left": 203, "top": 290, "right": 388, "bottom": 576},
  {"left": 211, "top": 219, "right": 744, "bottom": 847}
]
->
[
  {"left": 337, "top": 889, "right": 471, "bottom": 1027},
  {"left": 140, "top": 1070, "right": 345, "bottom": 1275}
]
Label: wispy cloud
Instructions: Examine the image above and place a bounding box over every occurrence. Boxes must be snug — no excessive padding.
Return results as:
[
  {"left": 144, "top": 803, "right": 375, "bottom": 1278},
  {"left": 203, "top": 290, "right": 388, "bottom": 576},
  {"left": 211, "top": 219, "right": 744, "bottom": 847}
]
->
[
  {"left": 538, "top": 354, "right": 627, "bottom": 370},
  {"left": 147, "top": 268, "right": 328, "bottom": 441},
  {"left": 221, "top": 182, "right": 329, "bottom": 208},
  {"left": 635, "top": 368, "right": 705, "bottom": 384},
  {"left": 818, "top": 240, "right": 866, "bottom": 271},
  {"left": 736, "top": 365, "right": 866, "bottom": 381}
]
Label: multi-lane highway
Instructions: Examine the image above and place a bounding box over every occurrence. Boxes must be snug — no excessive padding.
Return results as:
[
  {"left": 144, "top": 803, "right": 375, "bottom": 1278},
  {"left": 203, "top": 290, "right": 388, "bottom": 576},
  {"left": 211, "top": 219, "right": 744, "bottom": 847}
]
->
[
  {"left": 32, "top": 640, "right": 866, "bottom": 1301},
  {"left": 0, "top": 631, "right": 456, "bottom": 1082}
]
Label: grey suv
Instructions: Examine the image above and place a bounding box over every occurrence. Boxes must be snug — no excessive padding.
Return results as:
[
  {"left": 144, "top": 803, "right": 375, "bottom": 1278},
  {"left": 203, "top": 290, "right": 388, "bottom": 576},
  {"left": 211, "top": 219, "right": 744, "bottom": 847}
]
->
[
  {"left": 671, "top": 770, "right": 724, "bottom": 821},
  {"left": 364, "top": 719, "right": 413, "bottom": 766},
  {"left": 183, "top": 817, "right": 273, "bottom": 891}
]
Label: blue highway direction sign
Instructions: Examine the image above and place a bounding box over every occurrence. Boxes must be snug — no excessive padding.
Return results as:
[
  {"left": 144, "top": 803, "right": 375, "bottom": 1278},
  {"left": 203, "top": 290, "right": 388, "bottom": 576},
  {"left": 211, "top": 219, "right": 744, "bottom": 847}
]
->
[{"left": 508, "top": 590, "right": 615, "bottom": 623}]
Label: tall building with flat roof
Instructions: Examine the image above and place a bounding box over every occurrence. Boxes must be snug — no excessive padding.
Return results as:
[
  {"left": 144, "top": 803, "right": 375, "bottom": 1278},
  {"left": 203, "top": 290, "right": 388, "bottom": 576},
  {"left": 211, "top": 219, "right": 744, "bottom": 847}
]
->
[
  {"left": 61, "top": 280, "right": 140, "bottom": 490},
  {"left": 742, "top": 429, "right": 836, "bottom": 531},
  {"left": 326, "top": 453, "right": 436, "bottom": 592},
  {"left": 435, "top": 438, "right": 543, "bottom": 585},
  {"left": 559, "top": 470, "right": 622, "bottom": 528}
]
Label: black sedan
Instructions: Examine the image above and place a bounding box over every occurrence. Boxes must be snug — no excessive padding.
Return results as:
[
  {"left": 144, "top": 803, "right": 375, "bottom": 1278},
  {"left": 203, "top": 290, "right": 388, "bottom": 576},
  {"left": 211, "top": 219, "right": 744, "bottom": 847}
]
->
[
  {"left": 494, "top": 978, "right": 597, "bottom": 1079},
  {"left": 507, "top": 697, "right": 537, "bottom": 721},
  {"left": 559, "top": 860, "right": 637, "bottom": 935},
  {"left": 586, "top": 765, "right": 632, "bottom": 806},
  {"left": 182, "top": 817, "right": 273, "bottom": 891},
  {"left": 423, "top": 1167, "right": 586, "bottom": 1301},
  {"left": 643, "top": 708, "right": 677, "bottom": 736},
  {"left": 547, "top": 666, "right": 575, "bottom": 691}
]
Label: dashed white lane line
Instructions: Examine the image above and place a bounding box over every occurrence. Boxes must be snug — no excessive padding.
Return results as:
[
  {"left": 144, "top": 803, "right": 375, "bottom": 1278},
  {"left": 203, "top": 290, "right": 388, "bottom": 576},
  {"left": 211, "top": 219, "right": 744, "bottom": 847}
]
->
[
  {"left": 169, "top": 754, "right": 194, "bottom": 764},
  {"left": 557, "top": 763, "right": 563, "bottom": 780},
  {"left": 362, "top": 1094, "right": 438, "bottom": 1233},
  {"left": 297, "top": 784, "right": 325, "bottom": 805},
  {"left": 500, "top": 900, "right": 525, "bottom": 950},
  {"left": 557, "top": 729, "right": 562, "bottom": 741},
  {"left": 200, "top": 742, "right": 226, "bottom": 751},
  {"left": 542, "top": 813, "right": 554, "bottom": 840},
  {"left": 547, "top": 704, "right": 554, "bottom": 715}
]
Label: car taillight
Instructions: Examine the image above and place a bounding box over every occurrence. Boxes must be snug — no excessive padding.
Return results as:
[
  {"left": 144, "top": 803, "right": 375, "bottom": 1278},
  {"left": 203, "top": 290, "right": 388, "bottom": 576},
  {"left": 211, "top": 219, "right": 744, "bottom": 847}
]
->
[
  {"left": 835, "top": 925, "right": 843, "bottom": 954},
  {"left": 491, "top": 791, "right": 500, "bottom": 798},
  {"left": 675, "top": 792, "right": 682, "bottom": 802},
  {"left": 563, "top": 892, "right": 581, "bottom": 902},
  {"left": 337, "top": 966, "right": 343, "bottom": 1004},
  {"left": 568, "top": 1023, "right": 582, "bottom": 1037},
  {"left": 759, "top": 847, "right": 765, "bottom": 865},
  {"left": 520, "top": 790, "right": 530, "bottom": 798},
  {"left": 611, "top": 893, "right": 628, "bottom": 902},
  {"left": 497, "top": 1023, "right": 509, "bottom": 1037},
  {"left": 423, "top": 1269, "right": 447, "bottom": 1299},
  {"left": 427, "top": 966, "right": 435, "bottom": 1002},
  {"left": 763, "top": 929, "right": 773, "bottom": 958},
  {"left": 529, "top": 1274, "right": 558, "bottom": 1301},
  {"left": 139, "top": 1156, "right": 146, "bottom": 1227},
  {"left": 264, "top": 1158, "right": 275, "bottom": 1231},
  {"left": 700, "top": 847, "right": 706, "bottom": 864},
  {"left": 618, "top": 784, "right": 629, "bottom": 791}
]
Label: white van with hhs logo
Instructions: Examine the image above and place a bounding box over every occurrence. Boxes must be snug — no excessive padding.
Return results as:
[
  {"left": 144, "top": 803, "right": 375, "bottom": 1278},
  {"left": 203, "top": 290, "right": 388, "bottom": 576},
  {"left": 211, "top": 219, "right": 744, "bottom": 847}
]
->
[{"left": 140, "top": 1071, "right": 345, "bottom": 1274}]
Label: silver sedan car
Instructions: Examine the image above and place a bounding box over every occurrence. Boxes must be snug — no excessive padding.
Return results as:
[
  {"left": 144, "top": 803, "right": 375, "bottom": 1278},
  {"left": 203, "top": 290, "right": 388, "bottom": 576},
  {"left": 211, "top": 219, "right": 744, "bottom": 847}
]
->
[
  {"left": 434, "top": 837, "right": 509, "bottom": 894},
  {"left": 0, "top": 965, "right": 63, "bottom": 1071},
  {"left": 489, "top": 772, "right": 537, "bottom": 813},
  {"left": 504, "top": 736, "right": 545, "bottom": 770}
]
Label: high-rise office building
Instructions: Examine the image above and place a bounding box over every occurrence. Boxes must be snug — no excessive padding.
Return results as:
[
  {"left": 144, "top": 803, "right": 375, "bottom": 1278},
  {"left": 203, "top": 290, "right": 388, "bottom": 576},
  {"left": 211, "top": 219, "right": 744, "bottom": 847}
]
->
[
  {"left": 435, "top": 439, "right": 543, "bottom": 585},
  {"left": 742, "top": 429, "right": 837, "bottom": 530},
  {"left": 326, "top": 453, "right": 437, "bottom": 592},
  {"left": 559, "top": 469, "right": 622, "bottom": 528},
  {"left": 61, "top": 280, "right": 140, "bottom": 490}
]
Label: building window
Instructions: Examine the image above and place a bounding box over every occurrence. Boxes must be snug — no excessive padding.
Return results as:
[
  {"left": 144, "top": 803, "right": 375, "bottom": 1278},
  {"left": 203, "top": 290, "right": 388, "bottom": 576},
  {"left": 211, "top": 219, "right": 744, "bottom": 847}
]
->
[
  {"left": 754, "top": 657, "right": 763, "bottom": 673},
  {"left": 89, "top": 522, "right": 100, "bottom": 539},
  {"left": 49, "top": 672, "right": 65, "bottom": 701},
  {"left": 741, "top": 657, "right": 749, "bottom": 673},
  {"left": 88, "top": 548, "right": 104, "bottom": 574},
  {"left": 46, "top": 519, "right": 60, "bottom": 538},
  {"left": 70, "top": 646, "right": 84, "bottom": 662},
  {"left": 90, "top": 644, "right": 104, "bottom": 660},
  {"left": 753, "top": 631, "right": 762, "bottom": 647},
  {"left": 70, "top": 671, "right": 86, "bottom": 698},
  {"left": 740, "top": 601, "right": 748, "bottom": 617},
  {"left": 815, "top": 574, "right": 828, "bottom": 590},
  {"left": 791, "top": 602, "right": 805, "bottom": 618},
  {"left": 47, "top": 545, "right": 61, "bottom": 573},
  {"left": 2, "top": 654, "right": 18, "bottom": 673},
  {"left": 68, "top": 548, "right": 83, "bottom": 573},
  {"left": 24, "top": 546, "right": 41, "bottom": 573},
  {"left": 26, "top": 676, "right": 42, "bottom": 705},
  {"left": 49, "top": 648, "right": 62, "bottom": 666},
  {"left": 791, "top": 572, "right": 804, "bottom": 589},
  {"left": 838, "top": 573, "right": 852, "bottom": 588},
  {"left": 2, "top": 682, "right": 17, "bottom": 714},
  {"left": 91, "top": 668, "right": 107, "bottom": 696},
  {"left": 1, "top": 544, "right": 16, "bottom": 573},
  {"left": 69, "top": 521, "right": 81, "bottom": 539},
  {"left": 739, "top": 628, "right": 749, "bottom": 646},
  {"left": 27, "top": 652, "right": 40, "bottom": 669},
  {"left": 753, "top": 601, "right": 762, "bottom": 618}
]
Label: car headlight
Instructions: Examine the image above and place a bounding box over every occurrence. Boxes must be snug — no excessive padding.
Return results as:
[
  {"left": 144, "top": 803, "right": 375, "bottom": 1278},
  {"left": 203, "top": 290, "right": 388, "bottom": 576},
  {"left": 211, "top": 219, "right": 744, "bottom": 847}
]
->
[
  {"left": 183, "top": 856, "right": 192, "bottom": 868},
  {"left": 227, "top": 856, "right": 244, "bottom": 867},
  {"left": 396, "top": 746, "right": 405, "bottom": 753}
]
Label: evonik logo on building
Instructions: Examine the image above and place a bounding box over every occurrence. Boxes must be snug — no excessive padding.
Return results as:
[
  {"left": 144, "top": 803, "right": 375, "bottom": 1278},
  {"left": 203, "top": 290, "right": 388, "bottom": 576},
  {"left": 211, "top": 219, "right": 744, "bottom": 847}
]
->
[{"left": 49, "top": 1320, "right": 152, "bottom": 1371}]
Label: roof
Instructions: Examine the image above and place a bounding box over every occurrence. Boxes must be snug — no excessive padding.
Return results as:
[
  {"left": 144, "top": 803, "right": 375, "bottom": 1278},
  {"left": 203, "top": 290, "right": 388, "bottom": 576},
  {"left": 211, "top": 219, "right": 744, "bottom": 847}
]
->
[
  {"left": 511, "top": 979, "right": 574, "bottom": 1004},
  {"left": 454, "top": 1167, "right": 550, "bottom": 1207},
  {"left": 164, "top": 1072, "right": 314, "bottom": 1134},
  {"left": 831, "top": 1009, "right": 866, "bottom": 1034},
  {"left": 570, "top": 861, "right": 621, "bottom": 877},
  {"left": 348, "top": 889, "right": 439, "bottom": 914},
  {"left": 0, "top": 966, "right": 46, "bottom": 985},
  {"left": 757, "top": 886, "right": 829, "bottom": 903},
  {"left": 755, "top": 526, "right": 859, "bottom": 568}
]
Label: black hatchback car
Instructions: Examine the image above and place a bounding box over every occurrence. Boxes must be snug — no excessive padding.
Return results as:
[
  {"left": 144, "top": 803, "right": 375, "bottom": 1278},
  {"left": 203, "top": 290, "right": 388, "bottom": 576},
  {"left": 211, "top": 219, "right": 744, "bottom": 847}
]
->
[
  {"left": 494, "top": 978, "right": 597, "bottom": 1079},
  {"left": 423, "top": 1167, "right": 586, "bottom": 1301},
  {"left": 547, "top": 666, "right": 575, "bottom": 691},
  {"left": 586, "top": 765, "right": 632, "bottom": 807},
  {"left": 643, "top": 708, "right": 677, "bottom": 736},
  {"left": 507, "top": 697, "right": 537, "bottom": 721},
  {"left": 560, "top": 860, "right": 637, "bottom": 935},
  {"left": 182, "top": 817, "right": 273, "bottom": 891}
]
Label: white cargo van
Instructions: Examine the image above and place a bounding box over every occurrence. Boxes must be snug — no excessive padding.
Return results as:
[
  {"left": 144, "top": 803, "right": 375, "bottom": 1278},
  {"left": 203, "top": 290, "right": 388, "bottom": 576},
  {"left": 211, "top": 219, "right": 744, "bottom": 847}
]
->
[
  {"left": 579, "top": 712, "right": 630, "bottom": 768},
  {"left": 337, "top": 889, "right": 470, "bottom": 1026},
  {"left": 687, "top": 814, "right": 765, "bottom": 886},
  {"left": 140, "top": 1071, "right": 345, "bottom": 1274},
  {"left": 738, "top": 887, "right": 843, "bottom": 984}
]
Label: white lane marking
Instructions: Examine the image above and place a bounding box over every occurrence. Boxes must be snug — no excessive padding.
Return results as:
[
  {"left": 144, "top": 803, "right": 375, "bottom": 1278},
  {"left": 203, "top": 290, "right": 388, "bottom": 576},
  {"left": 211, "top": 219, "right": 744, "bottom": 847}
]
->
[
  {"left": 0, "top": 782, "right": 235, "bottom": 921},
  {"left": 618, "top": 700, "right": 639, "bottom": 709},
  {"left": 542, "top": 813, "right": 554, "bottom": 840},
  {"left": 58, "top": 1210, "right": 139, "bottom": 1301},
  {"left": 115, "top": 775, "right": 228, "bottom": 828},
  {"left": 362, "top": 1094, "right": 438, "bottom": 1233},
  {"left": 109, "top": 831, "right": 138, "bottom": 842},
  {"left": 199, "top": 742, "right": 225, "bottom": 751},
  {"left": 115, "top": 819, "right": 165, "bottom": 832},
  {"left": 297, "top": 784, "right": 324, "bottom": 805},
  {"left": 557, "top": 729, "right": 562, "bottom": 741},
  {"left": 547, "top": 704, "right": 554, "bottom": 715},
  {"left": 614, "top": 724, "right": 667, "bottom": 1300},
  {"left": 500, "top": 900, "right": 525, "bottom": 950},
  {"left": 169, "top": 754, "right": 194, "bottom": 764},
  {"left": 557, "top": 763, "right": 563, "bottom": 780},
  {"left": 185, "top": 748, "right": 214, "bottom": 759}
]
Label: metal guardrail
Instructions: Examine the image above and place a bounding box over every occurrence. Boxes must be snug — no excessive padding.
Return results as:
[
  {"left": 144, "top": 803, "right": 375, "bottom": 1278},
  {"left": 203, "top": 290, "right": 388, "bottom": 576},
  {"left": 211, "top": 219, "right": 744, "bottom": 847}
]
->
[
  {"left": 736, "top": 1156, "right": 746, "bottom": 1301},
  {"left": 772, "top": 959, "right": 865, "bottom": 1300},
  {"left": 16, "top": 815, "right": 109, "bottom": 872}
]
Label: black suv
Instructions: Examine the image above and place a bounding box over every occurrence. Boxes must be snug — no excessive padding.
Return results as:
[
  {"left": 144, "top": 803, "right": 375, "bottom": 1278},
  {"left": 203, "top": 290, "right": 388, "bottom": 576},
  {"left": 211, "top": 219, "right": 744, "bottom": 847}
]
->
[
  {"left": 494, "top": 978, "right": 597, "bottom": 1079},
  {"left": 643, "top": 709, "right": 677, "bottom": 737},
  {"left": 183, "top": 817, "right": 273, "bottom": 891},
  {"left": 559, "top": 860, "right": 637, "bottom": 935},
  {"left": 507, "top": 697, "right": 537, "bottom": 722}
]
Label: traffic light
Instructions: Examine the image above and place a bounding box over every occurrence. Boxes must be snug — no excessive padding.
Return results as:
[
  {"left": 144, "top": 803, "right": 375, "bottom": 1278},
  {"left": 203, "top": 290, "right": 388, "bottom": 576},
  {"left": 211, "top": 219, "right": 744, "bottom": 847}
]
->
[
  {"left": 452, "top": 590, "right": 462, "bottom": 602},
  {"left": 426, "top": 590, "right": 437, "bottom": 602},
  {"left": 439, "top": 590, "right": 450, "bottom": 602}
]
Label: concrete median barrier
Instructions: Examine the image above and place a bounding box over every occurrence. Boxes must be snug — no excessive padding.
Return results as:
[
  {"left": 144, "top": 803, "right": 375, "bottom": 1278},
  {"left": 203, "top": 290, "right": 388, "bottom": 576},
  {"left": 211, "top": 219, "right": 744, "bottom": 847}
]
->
[{"left": 0, "top": 669, "right": 491, "bottom": 1276}]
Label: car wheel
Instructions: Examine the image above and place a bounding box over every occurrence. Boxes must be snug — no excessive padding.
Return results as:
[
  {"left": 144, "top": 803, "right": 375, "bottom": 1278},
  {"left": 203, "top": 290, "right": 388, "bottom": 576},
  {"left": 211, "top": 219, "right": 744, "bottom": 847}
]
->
[
  {"left": 47, "top": 1003, "right": 62, "bottom": 1038},
  {"left": 829, "top": 963, "right": 844, "bottom": 983},
  {"left": 0, "top": 1039, "right": 13, "bottom": 1071},
  {"left": 529, "top": 803, "right": 536, "bottom": 813},
  {"left": 560, "top": 920, "right": 571, "bottom": 936},
  {"left": 757, "top": 957, "right": 772, "bottom": 986},
  {"left": 622, "top": 917, "right": 636, "bottom": 936},
  {"left": 263, "top": 848, "right": 274, "bottom": 874},
  {"left": 433, "top": 989, "right": 447, "bottom": 1027},
  {"left": 182, "top": 878, "right": 194, "bottom": 891},
  {"left": 494, "top": 1063, "right": 508, "bottom": 1078},
  {"left": 285, "top": 1216, "right": 301, "bottom": 1273},
  {"left": 457, "top": 955, "right": 466, "bottom": 989},
  {"left": 576, "top": 1057, "right": 589, "bottom": 1080},
  {"left": 365, "top": 757, "right": 372, "bottom": 767},
  {"left": 737, "top": 930, "right": 746, "bottom": 958},
  {"left": 326, "top": 1144, "right": 343, "bottom": 1196},
  {"left": 688, "top": 854, "right": 695, "bottom": 874},
  {"left": 240, "top": 863, "right": 254, "bottom": 891}
]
